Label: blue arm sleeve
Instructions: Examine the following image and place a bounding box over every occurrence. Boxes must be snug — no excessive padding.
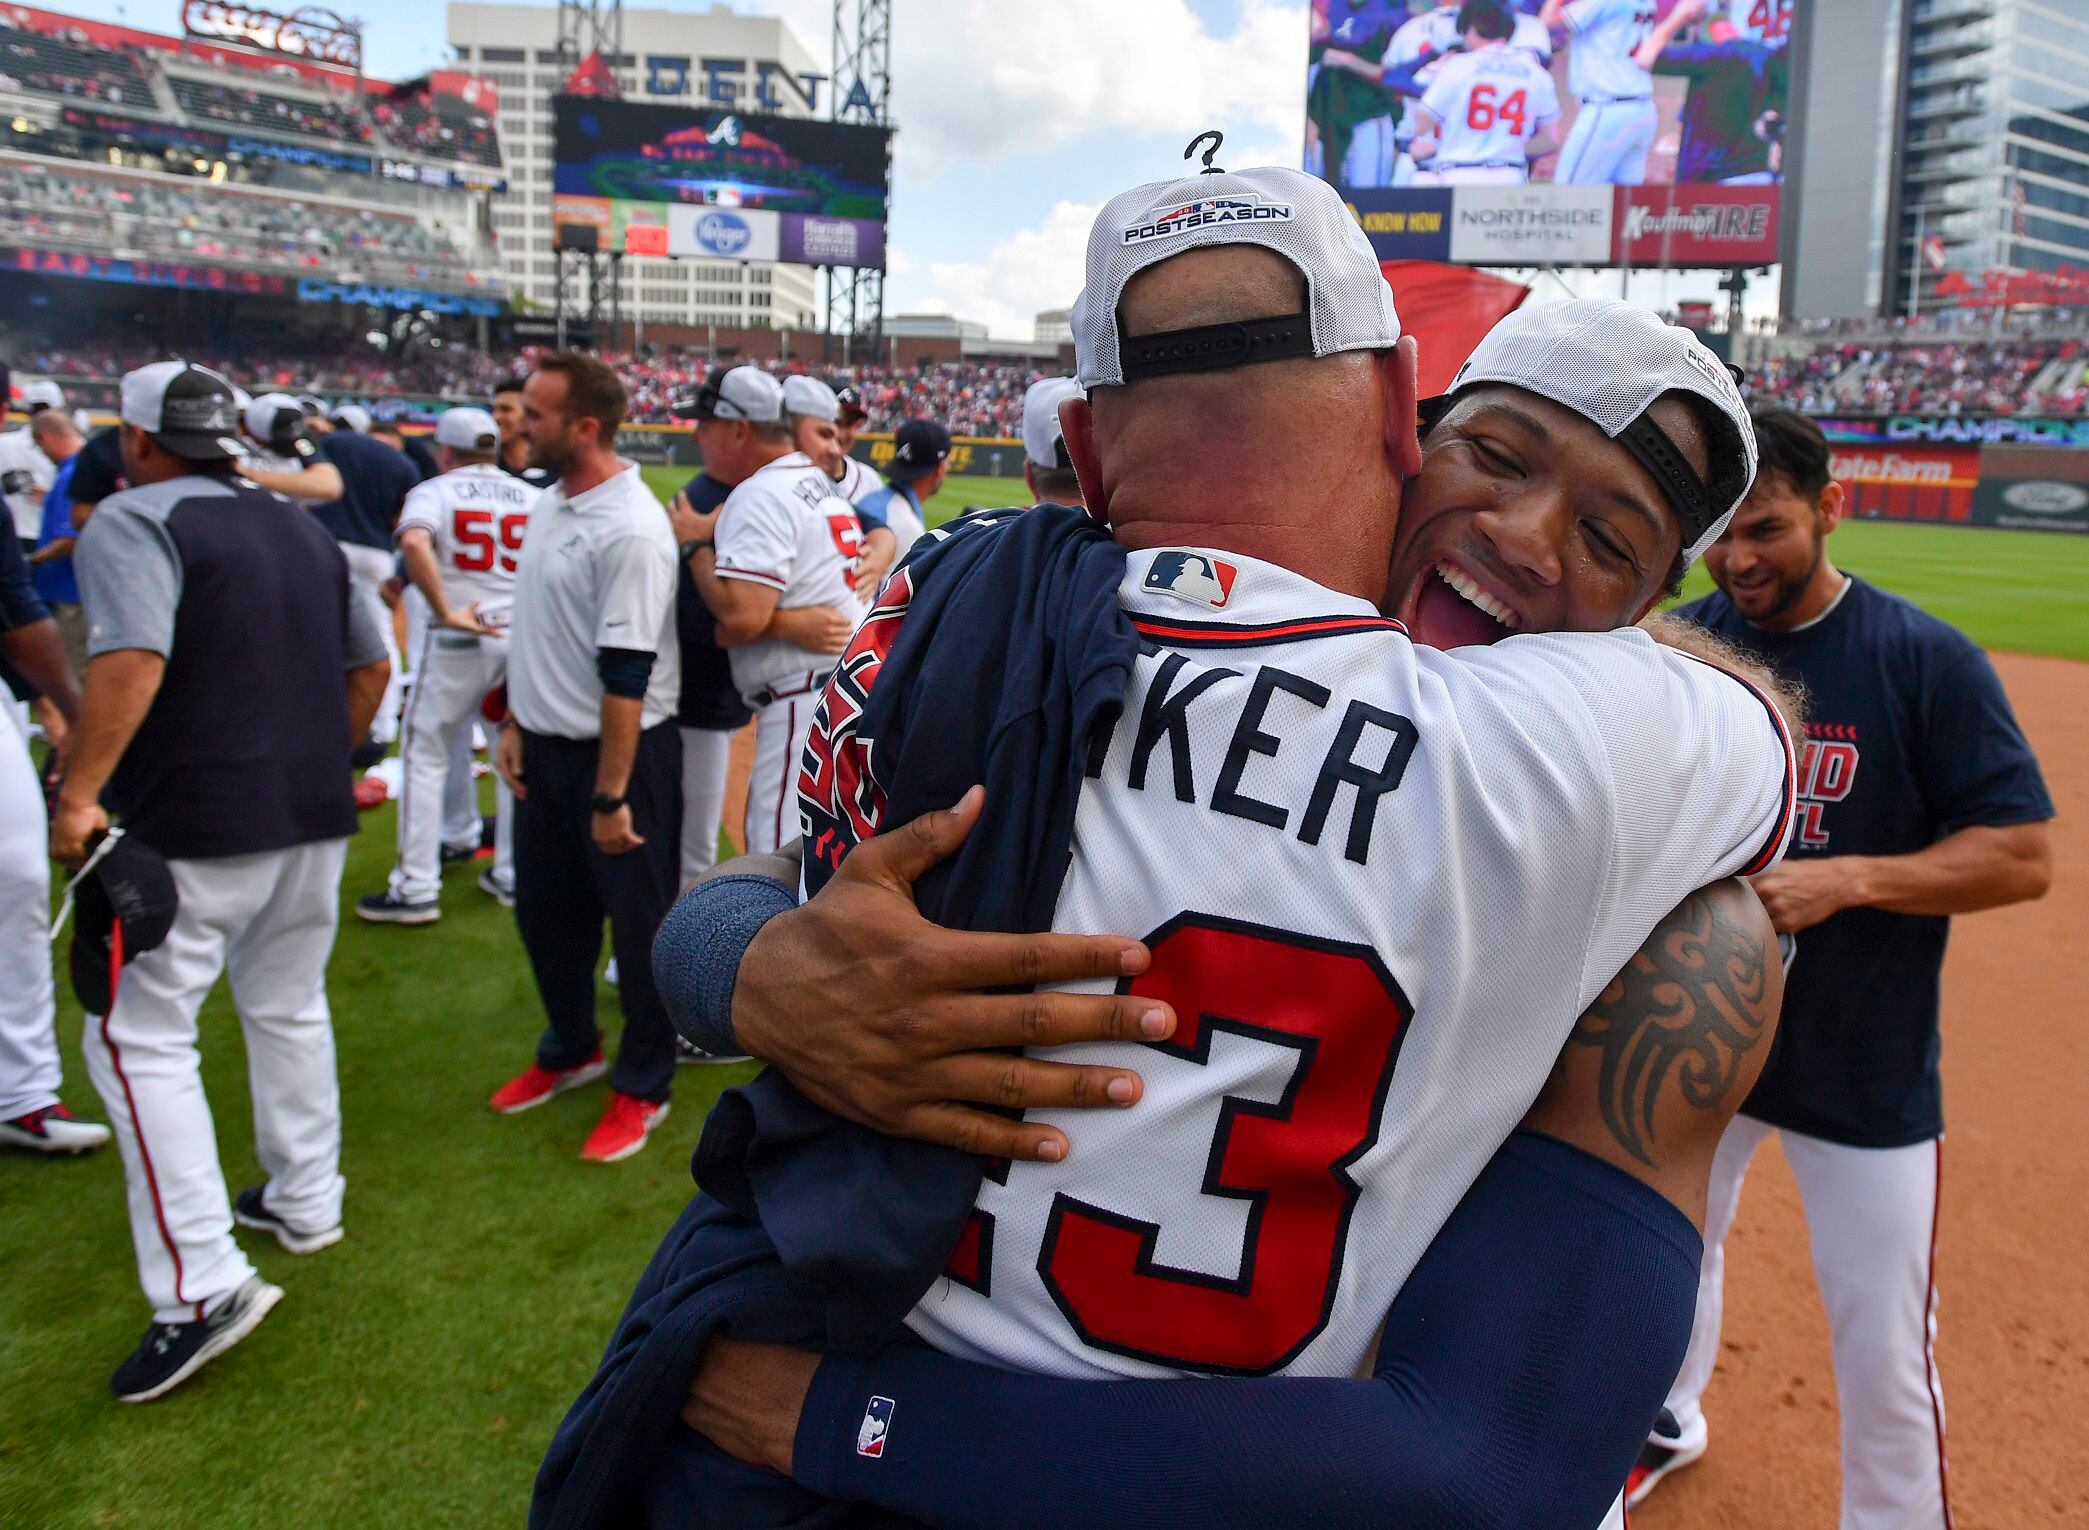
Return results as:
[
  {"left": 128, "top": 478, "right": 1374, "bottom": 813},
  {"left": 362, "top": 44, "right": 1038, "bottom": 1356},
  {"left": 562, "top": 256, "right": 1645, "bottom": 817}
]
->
[
  {"left": 794, "top": 1132, "right": 1700, "bottom": 1529},
  {"left": 595, "top": 645, "right": 656, "bottom": 700},
  {"left": 651, "top": 872, "right": 797, "bottom": 1056},
  {"left": 855, "top": 487, "right": 891, "bottom": 533},
  {"left": 1375, "top": 59, "right": 1431, "bottom": 97}
]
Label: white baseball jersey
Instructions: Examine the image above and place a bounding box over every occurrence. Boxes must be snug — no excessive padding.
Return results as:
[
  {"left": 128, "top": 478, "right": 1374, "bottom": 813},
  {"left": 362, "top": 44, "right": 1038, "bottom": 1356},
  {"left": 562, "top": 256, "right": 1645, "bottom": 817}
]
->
[
  {"left": 831, "top": 456, "right": 882, "bottom": 504},
  {"left": 834, "top": 545, "right": 1797, "bottom": 1382},
  {"left": 1562, "top": 0, "right": 1658, "bottom": 99},
  {"left": 1421, "top": 43, "right": 1561, "bottom": 170},
  {"left": 1388, "top": 10, "right": 1551, "bottom": 150},
  {"left": 713, "top": 450, "right": 866, "bottom": 705},
  {"left": 394, "top": 462, "right": 537, "bottom": 619},
  {"left": 1724, "top": 0, "right": 1793, "bottom": 45},
  {"left": 0, "top": 428, "right": 53, "bottom": 543}
]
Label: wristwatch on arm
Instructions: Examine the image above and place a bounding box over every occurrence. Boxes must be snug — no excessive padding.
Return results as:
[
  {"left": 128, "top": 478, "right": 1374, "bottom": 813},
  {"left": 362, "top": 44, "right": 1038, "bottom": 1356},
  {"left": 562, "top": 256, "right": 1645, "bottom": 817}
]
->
[{"left": 590, "top": 792, "right": 627, "bottom": 816}]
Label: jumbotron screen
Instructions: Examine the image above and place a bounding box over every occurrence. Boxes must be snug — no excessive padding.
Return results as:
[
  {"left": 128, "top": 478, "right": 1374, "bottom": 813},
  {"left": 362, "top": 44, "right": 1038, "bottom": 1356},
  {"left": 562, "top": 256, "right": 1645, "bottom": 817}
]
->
[
  {"left": 552, "top": 98, "right": 891, "bottom": 270},
  {"left": 1307, "top": 0, "right": 1799, "bottom": 268}
]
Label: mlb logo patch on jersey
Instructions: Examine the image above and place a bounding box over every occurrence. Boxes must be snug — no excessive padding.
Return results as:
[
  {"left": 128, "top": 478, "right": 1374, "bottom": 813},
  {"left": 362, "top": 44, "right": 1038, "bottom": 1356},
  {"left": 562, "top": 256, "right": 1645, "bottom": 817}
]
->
[
  {"left": 1145, "top": 551, "right": 1239, "bottom": 609},
  {"left": 855, "top": 1395, "right": 896, "bottom": 1458}
]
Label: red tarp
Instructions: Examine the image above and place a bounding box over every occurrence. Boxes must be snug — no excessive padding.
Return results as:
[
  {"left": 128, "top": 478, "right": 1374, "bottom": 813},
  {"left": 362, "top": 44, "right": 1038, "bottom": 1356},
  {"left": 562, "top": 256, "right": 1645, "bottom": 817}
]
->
[{"left": 1378, "top": 261, "right": 1530, "bottom": 397}]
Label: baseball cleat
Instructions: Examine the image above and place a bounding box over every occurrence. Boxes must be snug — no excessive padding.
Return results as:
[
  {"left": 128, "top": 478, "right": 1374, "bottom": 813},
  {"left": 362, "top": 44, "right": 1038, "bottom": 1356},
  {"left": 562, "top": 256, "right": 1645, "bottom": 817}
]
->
[
  {"left": 0, "top": 1101, "right": 113, "bottom": 1155},
  {"left": 233, "top": 1186, "right": 343, "bottom": 1256},
  {"left": 440, "top": 842, "right": 479, "bottom": 866},
  {"left": 1625, "top": 1409, "right": 1706, "bottom": 1508},
  {"left": 355, "top": 891, "right": 441, "bottom": 925},
  {"left": 580, "top": 1092, "right": 670, "bottom": 1163},
  {"left": 110, "top": 1276, "right": 283, "bottom": 1404},
  {"left": 490, "top": 1050, "right": 608, "bottom": 1114},
  {"left": 477, "top": 867, "right": 515, "bottom": 907},
  {"left": 676, "top": 1037, "right": 751, "bottom": 1066}
]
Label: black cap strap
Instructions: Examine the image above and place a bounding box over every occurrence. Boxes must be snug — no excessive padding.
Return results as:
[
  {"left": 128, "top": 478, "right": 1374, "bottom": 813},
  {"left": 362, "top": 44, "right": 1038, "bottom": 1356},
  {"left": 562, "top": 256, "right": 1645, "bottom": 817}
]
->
[
  {"left": 1118, "top": 309, "right": 1315, "bottom": 382},
  {"left": 1616, "top": 412, "right": 1718, "bottom": 552}
]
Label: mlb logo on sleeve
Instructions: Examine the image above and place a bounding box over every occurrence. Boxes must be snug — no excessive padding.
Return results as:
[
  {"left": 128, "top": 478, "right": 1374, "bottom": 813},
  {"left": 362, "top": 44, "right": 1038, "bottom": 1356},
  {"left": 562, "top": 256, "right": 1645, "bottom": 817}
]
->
[
  {"left": 1144, "top": 551, "right": 1239, "bottom": 609},
  {"left": 855, "top": 1395, "right": 896, "bottom": 1458}
]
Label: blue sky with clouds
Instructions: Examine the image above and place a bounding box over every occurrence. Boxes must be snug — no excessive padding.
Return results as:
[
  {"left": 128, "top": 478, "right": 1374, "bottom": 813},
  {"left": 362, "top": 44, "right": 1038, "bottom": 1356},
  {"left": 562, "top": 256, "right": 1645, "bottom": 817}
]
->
[{"left": 56, "top": 0, "right": 1748, "bottom": 335}]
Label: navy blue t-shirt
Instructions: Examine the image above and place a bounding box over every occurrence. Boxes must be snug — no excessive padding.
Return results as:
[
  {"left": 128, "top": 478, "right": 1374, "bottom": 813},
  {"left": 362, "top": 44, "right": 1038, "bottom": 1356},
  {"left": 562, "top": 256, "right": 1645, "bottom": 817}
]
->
[
  {"left": 67, "top": 424, "right": 126, "bottom": 508},
  {"left": 314, "top": 431, "right": 420, "bottom": 551},
  {"left": 1680, "top": 576, "right": 2052, "bottom": 1146},
  {"left": 674, "top": 472, "right": 753, "bottom": 732}
]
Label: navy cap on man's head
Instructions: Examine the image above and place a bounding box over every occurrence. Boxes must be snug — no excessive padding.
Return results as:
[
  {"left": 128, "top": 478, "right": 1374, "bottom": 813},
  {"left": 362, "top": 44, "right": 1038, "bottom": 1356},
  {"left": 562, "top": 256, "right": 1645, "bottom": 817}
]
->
[{"left": 886, "top": 419, "right": 952, "bottom": 484}]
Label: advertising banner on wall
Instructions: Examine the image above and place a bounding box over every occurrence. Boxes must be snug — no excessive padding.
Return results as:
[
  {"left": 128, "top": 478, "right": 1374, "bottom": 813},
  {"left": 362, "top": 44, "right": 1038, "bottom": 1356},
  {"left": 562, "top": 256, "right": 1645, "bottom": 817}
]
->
[
  {"left": 1969, "top": 447, "right": 2089, "bottom": 534},
  {"left": 1830, "top": 444, "right": 1978, "bottom": 525}
]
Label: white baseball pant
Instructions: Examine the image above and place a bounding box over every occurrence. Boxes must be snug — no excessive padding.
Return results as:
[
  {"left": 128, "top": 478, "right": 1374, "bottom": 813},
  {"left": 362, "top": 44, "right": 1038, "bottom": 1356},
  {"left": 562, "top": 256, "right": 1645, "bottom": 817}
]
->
[
  {"left": 742, "top": 686, "right": 819, "bottom": 857},
  {"left": 679, "top": 725, "right": 736, "bottom": 887},
  {"left": 0, "top": 707, "right": 61, "bottom": 1120},
  {"left": 1554, "top": 98, "right": 1656, "bottom": 185},
  {"left": 405, "top": 591, "right": 490, "bottom": 858},
  {"left": 1341, "top": 114, "right": 1398, "bottom": 188},
  {"left": 1661, "top": 1114, "right": 1949, "bottom": 1529},
  {"left": 388, "top": 624, "right": 513, "bottom": 906},
  {"left": 81, "top": 838, "right": 350, "bottom": 1323},
  {"left": 1411, "top": 164, "right": 1530, "bottom": 186},
  {"left": 341, "top": 542, "right": 404, "bottom": 744}
]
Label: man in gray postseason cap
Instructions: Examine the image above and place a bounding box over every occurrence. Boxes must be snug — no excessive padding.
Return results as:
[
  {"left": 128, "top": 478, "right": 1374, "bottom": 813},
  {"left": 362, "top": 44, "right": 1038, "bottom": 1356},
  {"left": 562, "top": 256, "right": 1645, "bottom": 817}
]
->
[{"left": 643, "top": 153, "right": 1799, "bottom": 1530}]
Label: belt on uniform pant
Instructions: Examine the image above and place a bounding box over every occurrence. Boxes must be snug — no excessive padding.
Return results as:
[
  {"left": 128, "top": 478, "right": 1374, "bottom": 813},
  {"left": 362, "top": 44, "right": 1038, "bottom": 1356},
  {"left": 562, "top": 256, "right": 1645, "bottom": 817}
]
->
[
  {"left": 1433, "top": 159, "right": 1528, "bottom": 171},
  {"left": 1578, "top": 94, "right": 1651, "bottom": 105},
  {"left": 749, "top": 674, "right": 822, "bottom": 709}
]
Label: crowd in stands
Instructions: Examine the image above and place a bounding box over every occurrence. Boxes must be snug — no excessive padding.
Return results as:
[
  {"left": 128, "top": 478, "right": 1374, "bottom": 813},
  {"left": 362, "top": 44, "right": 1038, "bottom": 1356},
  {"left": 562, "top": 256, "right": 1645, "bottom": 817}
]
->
[
  {"left": 0, "top": 20, "right": 154, "bottom": 109},
  {"left": 11, "top": 329, "right": 2087, "bottom": 427},
  {"left": 167, "top": 76, "right": 374, "bottom": 144},
  {"left": 1745, "top": 337, "right": 2086, "bottom": 416},
  {"left": 0, "top": 161, "right": 493, "bottom": 287},
  {"left": 371, "top": 93, "right": 503, "bottom": 170}
]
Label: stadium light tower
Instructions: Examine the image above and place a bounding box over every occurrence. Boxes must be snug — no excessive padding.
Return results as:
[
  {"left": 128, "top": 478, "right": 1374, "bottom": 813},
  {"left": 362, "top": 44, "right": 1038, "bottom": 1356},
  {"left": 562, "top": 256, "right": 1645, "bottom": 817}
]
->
[
  {"left": 552, "top": 0, "right": 624, "bottom": 350},
  {"left": 825, "top": 0, "right": 891, "bottom": 360}
]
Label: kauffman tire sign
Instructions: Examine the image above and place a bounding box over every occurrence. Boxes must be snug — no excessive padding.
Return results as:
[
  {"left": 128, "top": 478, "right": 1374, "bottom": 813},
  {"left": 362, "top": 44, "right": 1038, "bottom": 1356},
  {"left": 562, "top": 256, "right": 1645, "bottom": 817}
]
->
[{"left": 1616, "top": 187, "right": 1779, "bottom": 266}]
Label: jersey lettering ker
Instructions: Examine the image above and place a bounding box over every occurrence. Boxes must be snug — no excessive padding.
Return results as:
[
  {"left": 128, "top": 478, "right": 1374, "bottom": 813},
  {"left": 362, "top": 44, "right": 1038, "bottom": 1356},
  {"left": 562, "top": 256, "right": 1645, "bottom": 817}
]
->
[
  {"left": 804, "top": 540, "right": 1796, "bottom": 1381},
  {"left": 394, "top": 462, "right": 538, "bottom": 620},
  {"left": 713, "top": 450, "right": 867, "bottom": 705},
  {"left": 1421, "top": 43, "right": 1561, "bottom": 168}
]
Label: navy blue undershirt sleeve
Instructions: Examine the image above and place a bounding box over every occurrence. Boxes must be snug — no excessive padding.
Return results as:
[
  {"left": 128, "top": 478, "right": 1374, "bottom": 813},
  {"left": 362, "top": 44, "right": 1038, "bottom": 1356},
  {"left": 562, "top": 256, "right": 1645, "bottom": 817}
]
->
[
  {"left": 596, "top": 645, "right": 655, "bottom": 699},
  {"left": 652, "top": 872, "right": 796, "bottom": 1057},
  {"left": 795, "top": 1132, "right": 1700, "bottom": 1529},
  {"left": 0, "top": 515, "right": 49, "bottom": 632}
]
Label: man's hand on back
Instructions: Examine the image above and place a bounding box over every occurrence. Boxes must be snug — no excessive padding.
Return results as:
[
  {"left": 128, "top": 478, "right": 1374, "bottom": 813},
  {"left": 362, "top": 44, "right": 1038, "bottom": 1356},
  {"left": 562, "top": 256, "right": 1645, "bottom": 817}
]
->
[{"left": 733, "top": 788, "right": 1178, "bottom": 1164}]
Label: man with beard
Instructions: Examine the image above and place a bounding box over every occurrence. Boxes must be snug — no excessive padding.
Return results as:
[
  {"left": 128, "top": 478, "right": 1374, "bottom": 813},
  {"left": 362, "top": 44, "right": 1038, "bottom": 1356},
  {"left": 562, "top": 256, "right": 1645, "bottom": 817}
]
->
[
  {"left": 539, "top": 163, "right": 1797, "bottom": 1528},
  {"left": 490, "top": 352, "right": 685, "bottom": 1165},
  {"left": 1631, "top": 406, "right": 2051, "bottom": 1521}
]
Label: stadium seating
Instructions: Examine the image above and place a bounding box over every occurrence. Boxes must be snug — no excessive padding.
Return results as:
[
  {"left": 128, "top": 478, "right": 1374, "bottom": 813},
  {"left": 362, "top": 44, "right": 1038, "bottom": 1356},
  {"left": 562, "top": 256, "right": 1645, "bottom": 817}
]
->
[
  {"left": 0, "top": 19, "right": 157, "bottom": 110},
  {"left": 1746, "top": 337, "right": 2086, "bottom": 417},
  {"left": 166, "top": 75, "right": 374, "bottom": 144},
  {"left": 0, "top": 160, "right": 496, "bottom": 288},
  {"left": 372, "top": 91, "right": 503, "bottom": 170}
]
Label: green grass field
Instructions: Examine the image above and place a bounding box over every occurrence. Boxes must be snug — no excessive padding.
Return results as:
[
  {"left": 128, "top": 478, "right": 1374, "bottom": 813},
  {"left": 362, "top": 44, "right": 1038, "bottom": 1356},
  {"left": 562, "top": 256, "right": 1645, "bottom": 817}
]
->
[{"left": 2, "top": 489, "right": 2081, "bottom": 1528}]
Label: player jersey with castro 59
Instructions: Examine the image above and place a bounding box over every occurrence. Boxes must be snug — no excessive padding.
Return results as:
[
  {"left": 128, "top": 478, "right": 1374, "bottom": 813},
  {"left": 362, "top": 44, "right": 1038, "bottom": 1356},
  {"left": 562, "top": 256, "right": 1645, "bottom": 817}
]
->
[
  {"left": 712, "top": 450, "right": 866, "bottom": 705},
  {"left": 1422, "top": 43, "right": 1561, "bottom": 168},
  {"left": 839, "top": 545, "right": 1798, "bottom": 1382},
  {"left": 394, "top": 462, "right": 537, "bottom": 622}
]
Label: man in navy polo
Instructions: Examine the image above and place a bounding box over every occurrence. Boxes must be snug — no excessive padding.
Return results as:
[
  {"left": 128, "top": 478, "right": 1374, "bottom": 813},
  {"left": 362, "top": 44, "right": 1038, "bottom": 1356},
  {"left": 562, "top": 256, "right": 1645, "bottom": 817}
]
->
[{"left": 1639, "top": 405, "right": 2054, "bottom": 1523}]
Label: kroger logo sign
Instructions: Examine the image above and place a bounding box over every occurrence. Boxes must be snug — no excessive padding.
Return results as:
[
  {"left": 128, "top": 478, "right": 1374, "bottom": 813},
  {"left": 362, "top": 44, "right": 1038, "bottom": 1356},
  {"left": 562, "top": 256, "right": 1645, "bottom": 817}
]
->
[{"left": 696, "top": 212, "right": 752, "bottom": 256}]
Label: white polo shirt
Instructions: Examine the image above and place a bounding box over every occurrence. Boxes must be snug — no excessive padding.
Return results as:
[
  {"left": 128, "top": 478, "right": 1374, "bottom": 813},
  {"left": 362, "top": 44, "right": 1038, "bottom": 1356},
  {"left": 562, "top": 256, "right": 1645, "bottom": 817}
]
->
[
  {"left": 713, "top": 450, "right": 865, "bottom": 706},
  {"left": 506, "top": 461, "right": 681, "bottom": 738},
  {"left": 0, "top": 426, "right": 54, "bottom": 543}
]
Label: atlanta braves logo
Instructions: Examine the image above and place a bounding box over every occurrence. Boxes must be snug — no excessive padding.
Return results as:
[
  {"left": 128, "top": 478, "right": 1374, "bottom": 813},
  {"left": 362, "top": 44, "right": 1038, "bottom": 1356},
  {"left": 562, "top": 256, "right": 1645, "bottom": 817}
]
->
[{"left": 798, "top": 568, "right": 913, "bottom": 876}]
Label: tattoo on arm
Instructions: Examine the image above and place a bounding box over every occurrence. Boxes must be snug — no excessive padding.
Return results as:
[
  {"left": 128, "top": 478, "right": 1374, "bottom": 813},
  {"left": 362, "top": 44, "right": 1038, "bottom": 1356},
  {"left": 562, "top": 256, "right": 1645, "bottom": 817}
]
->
[{"left": 1567, "top": 890, "right": 1773, "bottom": 1167}]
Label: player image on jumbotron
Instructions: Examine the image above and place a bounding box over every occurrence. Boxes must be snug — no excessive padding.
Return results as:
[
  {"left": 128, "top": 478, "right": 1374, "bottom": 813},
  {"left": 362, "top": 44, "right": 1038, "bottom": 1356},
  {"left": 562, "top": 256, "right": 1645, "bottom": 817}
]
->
[
  {"left": 1306, "top": 0, "right": 1792, "bottom": 191},
  {"left": 554, "top": 100, "right": 888, "bottom": 218}
]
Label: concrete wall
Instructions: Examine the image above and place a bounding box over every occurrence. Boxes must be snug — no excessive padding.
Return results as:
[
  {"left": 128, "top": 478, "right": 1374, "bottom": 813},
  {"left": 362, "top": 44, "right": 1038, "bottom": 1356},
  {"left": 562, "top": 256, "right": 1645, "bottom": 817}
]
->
[{"left": 1781, "top": 0, "right": 1904, "bottom": 319}]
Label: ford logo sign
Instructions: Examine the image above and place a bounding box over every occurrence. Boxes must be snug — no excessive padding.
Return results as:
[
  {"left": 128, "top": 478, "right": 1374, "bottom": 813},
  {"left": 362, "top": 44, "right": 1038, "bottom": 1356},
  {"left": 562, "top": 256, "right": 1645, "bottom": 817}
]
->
[
  {"left": 2000, "top": 480, "right": 2089, "bottom": 514},
  {"left": 698, "top": 212, "right": 752, "bottom": 256}
]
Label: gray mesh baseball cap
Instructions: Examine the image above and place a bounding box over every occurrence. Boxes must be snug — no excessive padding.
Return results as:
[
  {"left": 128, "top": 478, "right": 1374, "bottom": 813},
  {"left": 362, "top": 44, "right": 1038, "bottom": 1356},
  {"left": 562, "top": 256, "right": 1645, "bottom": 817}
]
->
[
  {"left": 1071, "top": 164, "right": 1400, "bottom": 389},
  {"left": 1022, "top": 376, "right": 1082, "bottom": 468},
  {"left": 120, "top": 362, "right": 245, "bottom": 462},
  {"left": 1426, "top": 298, "right": 1756, "bottom": 563},
  {"left": 698, "top": 365, "right": 784, "bottom": 424},
  {"left": 435, "top": 406, "right": 500, "bottom": 451},
  {"left": 782, "top": 375, "right": 840, "bottom": 422}
]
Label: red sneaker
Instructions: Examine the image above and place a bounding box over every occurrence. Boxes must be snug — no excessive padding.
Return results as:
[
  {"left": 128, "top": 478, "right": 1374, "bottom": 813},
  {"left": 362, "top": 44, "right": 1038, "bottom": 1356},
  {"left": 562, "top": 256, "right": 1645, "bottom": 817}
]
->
[
  {"left": 489, "top": 1050, "right": 608, "bottom": 1114},
  {"left": 580, "top": 1092, "right": 670, "bottom": 1163}
]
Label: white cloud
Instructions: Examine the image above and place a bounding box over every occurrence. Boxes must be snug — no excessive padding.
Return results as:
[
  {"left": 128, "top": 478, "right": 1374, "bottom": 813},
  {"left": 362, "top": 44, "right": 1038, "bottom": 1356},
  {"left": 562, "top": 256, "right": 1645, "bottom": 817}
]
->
[
  {"left": 909, "top": 199, "right": 1100, "bottom": 339},
  {"left": 888, "top": 0, "right": 1306, "bottom": 179}
]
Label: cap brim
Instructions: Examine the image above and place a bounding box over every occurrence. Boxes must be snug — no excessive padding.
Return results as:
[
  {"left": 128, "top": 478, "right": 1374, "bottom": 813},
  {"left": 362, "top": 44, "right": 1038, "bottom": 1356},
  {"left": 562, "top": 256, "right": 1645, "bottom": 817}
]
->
[
  {"left": 154, "top": 430, "right": 246, "bottom": 462},
  {"left": 837, "top": 405, "right": 869, "bottom": 424},
  {"left": 1416, "top": 394, "right": 1453, "bottom": 433},
  {"left": 886, "top": 456, "right": 944, "bottom": 483}
]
